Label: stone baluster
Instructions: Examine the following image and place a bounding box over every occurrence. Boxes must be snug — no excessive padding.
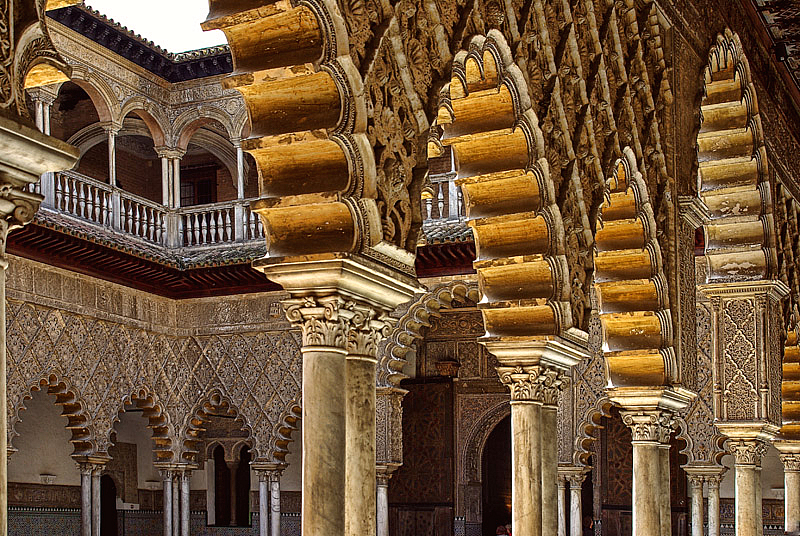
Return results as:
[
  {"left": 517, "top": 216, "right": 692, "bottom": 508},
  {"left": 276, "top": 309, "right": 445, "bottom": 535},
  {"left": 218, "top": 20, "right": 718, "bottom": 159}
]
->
[{"left": 777, "top": 449, "right": 800, "bottom": 534}]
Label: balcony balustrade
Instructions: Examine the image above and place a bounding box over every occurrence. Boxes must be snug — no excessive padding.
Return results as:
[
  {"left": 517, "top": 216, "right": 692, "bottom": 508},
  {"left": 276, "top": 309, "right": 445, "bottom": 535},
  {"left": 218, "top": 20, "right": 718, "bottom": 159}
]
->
[{"left": 423, "top": 172, "right": 465, "bottom": 222}]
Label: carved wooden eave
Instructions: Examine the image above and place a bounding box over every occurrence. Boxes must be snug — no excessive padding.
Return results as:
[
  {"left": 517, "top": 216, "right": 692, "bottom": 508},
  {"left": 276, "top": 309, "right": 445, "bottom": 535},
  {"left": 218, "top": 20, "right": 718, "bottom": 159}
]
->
[
  {"left": 433, "top": 32, "right": 578, "bottom": 357},
  {"left": 594, "top": 148, "right": 676, "bottom": 389},
  {"left": 698, "top": 29, "right": 776, "bottom": 283}
]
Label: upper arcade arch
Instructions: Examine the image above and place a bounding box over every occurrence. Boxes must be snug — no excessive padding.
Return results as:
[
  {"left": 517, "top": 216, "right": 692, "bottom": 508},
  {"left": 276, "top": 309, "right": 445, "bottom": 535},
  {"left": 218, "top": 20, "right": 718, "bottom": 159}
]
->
[
  {"left": 119, "top": 97, "right": 169, "bottom": 147},
  {"left": 173, "top": 106, "right": 237, "bottom": 150},
  {"left": 697, "top": 29, "right": 776, "bottom": 283},
  {"left": 64, "top": 70, "right": 116, "bottom": 125}
]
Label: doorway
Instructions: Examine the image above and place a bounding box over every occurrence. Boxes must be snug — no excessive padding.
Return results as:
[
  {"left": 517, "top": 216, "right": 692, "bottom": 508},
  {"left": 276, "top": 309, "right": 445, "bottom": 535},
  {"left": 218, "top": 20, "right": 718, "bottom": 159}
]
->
[
  {"left": 482, "top": 415, "right": 511, "bottom": 536},
  {"left": 100, "top": 474, "right": 118, "bottom": 536}
]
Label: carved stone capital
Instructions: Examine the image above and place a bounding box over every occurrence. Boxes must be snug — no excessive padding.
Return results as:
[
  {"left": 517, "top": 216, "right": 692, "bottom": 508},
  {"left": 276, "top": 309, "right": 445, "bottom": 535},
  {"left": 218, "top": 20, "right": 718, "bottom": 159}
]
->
[
  {"left": 687, "top": 474, "right": 705, "bottom": 490},
  {"left": 781, "top": 454, "right": 800, "bottom": 472},
  {"left": 346, "top": 309, "right": 394, "bottom": 358},
  {"left": 376, "top": 464, "right": 399, "bottom": 487},
  {"left": 621, "top": 410, "right": 675, "bottom": 444},
  {"left": 252, "top": 462, "right": 285, "bottom": 482},
  {"left": 283, "top": 295, "right": 350, "bottom": 349},
  {"left": 727, "top": 439, "right": 768, "bottom": 467},
  {"left": 567, "top": 473, "right": 587, "bottom": 489},
  {"left": 497, "top": 365, "right": 568, "bottom": 403}
]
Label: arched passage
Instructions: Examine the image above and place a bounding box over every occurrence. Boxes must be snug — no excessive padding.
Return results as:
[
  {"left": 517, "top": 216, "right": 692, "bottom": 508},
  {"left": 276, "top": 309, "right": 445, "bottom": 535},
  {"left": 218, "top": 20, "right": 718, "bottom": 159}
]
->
[{"left": 481, "top": 415, "right": 511, "bottom": 535}]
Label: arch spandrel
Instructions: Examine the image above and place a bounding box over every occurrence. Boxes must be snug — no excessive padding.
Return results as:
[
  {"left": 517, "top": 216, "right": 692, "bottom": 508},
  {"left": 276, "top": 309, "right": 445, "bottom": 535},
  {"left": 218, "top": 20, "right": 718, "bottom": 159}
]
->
[{"left": 698, "top": 29, "right": 776, "bottom": 283}]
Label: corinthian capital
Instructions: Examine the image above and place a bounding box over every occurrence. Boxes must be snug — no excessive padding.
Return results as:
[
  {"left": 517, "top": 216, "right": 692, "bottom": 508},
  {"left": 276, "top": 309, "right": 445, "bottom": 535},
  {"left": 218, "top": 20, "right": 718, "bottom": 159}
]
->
[
  {"left": 781, "top": 453, "right": 800, "bottom": 472},
  {"left": 497, "top": 366, "right": 568, "bottom": 403},
  {"left": 284, "top": 295, "right": 350, "bottom": 348},
  {"left": 727, "top": 439, "right": 767, "bottom": 467},
  {"left": 346, "top": 308, "right": 394, "bottom": 358},
  {"left": 621, "top": 410, "right": 675, "bottom": 443}
]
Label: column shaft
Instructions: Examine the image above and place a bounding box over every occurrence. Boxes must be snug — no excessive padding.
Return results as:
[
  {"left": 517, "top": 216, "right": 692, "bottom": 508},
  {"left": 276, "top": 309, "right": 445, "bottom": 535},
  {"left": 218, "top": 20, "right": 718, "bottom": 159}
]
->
[
  {"left": 786, "top": 470, "right": 800, "bottom": 533},
  {"left": 557, "top": 478, "right": 567, "bottom": 536},
  {"left": 259, "top": 477, "right": 268, "bottom": 536},
  {"left": 511, "top": 400, "right": 542, "bottom": 536},
  {"left": 302, "top": 346, "right": 347, "bottom": 535},
  {"left": 236, "top": 145, "right": 245, "bottom": 199},
  {"left": 91, "top": 467, "right": 101, "bottom": 536},
  {"left": 172, "top": 159, "right": 181, "bottom": 208},
  {"left": 688, "top": 476, "right": 704, "bottom": 536},
  {"left": 81, "top": 466, "right": 92, "bottom": 536},
  {"left": 162, "top": 472, "right": 173, "bottom": 536},
  {"left": 181, "top": 471, "right": 190, "bottom": 536},
  {"left": 708, "top": 478, "right": 721, "bottom": 536},
  {"left": 659, "top": 445, "right": 672, "bottom": 536},
  {"left": 0, "top": 267, "right": 6, "bottom": 536},
  {"left": 345, "top": 356, "right": 377, "bottom": 536},
  {"left": 34, "top": 101, "right": 44, "bottom": 132},
  {"left": 107, "top": 129, "right": 116, "bottom": 186},
  {"left": 172, "top": 476, "right": 179, "bottom": 536},
  {"left": 735, "top": 464, "right": 759, "bottom": 536},
  {"left": 377, "top": 476, "right": 390, "bottom": 536},
  {"left": 270, "top": 476, "right": 281, "bottom": 536},
  {"left": 161, "top": 157, "right": 170, "bottom": 207},
  {"left": 541, "top": 405, "right": 558, "bottom": 535},
  {"left": 632, "top": 441, "right": 661, "bottom": 536},
  {"left": 43, "top": 103, "right": 51, "bottom": 135},
  {"left": 569, "top": 478, "right": 583, "bottom": 536}
]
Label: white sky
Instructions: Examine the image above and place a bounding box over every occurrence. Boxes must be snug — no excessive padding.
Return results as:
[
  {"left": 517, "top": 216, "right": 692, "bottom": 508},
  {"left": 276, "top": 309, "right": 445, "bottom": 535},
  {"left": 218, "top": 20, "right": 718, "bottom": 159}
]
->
[{"left": 84, "top": 0, "right": 226, "bottom": 54}]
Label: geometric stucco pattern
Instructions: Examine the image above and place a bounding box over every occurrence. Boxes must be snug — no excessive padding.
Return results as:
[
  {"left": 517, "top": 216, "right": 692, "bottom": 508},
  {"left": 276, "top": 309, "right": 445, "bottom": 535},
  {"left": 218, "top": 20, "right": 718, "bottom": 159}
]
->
[{"left": 5, "top": 256, "right": 301, "bottom": 464}]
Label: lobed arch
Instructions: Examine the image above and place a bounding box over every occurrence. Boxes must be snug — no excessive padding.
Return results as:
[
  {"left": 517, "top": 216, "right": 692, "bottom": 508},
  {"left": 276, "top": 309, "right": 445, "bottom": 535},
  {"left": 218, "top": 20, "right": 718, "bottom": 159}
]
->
[
  {"left": 697, "top": 29, "right": 776, "bottom": 282},
  {"left": 266, "top": 398, "right": 301, "bottom": 464},
  {"left": 204, "top": 438, "right": 253, "bottom": 464},
  {"left": 593, "top": 148, "right": 676, "bottom": 388},
  {"left": 109, "top": 387, "right": 176, "bottom": 464},
  {"left": 9, "top": 373, "right": 95, "bottom": 457},
  {"left": 433, "top": 30, "right": 576, "bottom": 340},
  {"left": 378, "top": 281, "right": 481, "bottom": 387},
  {"left": 119, "top": 97, "right": 168, "bottom": 147},
  {"left": 205, "top": 0, "right": 383, "bottom": 260},
  {"left": 173, "top": 106, "right": 236, "bottom": 150},
  {"left": 780, "top": 312, "right": 800, "bottom": 441},
  {"left": 180, "top": 390, "right": 256, "bottom": 464}
]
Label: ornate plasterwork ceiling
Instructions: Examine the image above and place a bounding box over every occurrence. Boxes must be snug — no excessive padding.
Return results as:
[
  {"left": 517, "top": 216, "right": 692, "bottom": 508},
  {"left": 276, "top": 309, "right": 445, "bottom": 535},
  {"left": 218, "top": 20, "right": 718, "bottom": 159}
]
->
[{"left": 753, "top": 0, "right": 800, "bottom": 89}]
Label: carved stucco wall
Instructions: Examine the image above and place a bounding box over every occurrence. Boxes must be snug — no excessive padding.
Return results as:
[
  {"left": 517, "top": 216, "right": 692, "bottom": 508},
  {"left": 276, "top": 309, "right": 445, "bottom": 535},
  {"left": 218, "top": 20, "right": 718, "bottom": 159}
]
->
[{"left": 5, "top": 254, "right": 301, "bottom": 463}]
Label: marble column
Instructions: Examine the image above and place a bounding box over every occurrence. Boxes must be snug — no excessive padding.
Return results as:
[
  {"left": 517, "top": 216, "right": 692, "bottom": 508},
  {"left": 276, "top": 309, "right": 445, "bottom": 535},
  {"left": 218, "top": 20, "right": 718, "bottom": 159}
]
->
[
  {"left": 172, "top": 474, "right": 180, "bottom": 536},
  {"left": 346, "top": 314, "right": 389, "bottom": 536},
  {"left": 257, "top": 471, "right": 268, "bottom": 536},
  {"left": 161, "top": 155, "right": 170, "bottom": 206},
  {"left": 541, "top": 403, "right": 559, "bottom": 535},
  {"left": 160, "top": 469, "right": 173, "bottom": 536},
  {"left": 376, "top": 468, "right": 393, "bottom": 536},
  {"left": 91, "top": 465, "right": 102, "bottom": 536},
  {"left": 659, "top": 444, "right": 672, "bottom": 536},
  {"left": 104, "top": 125, "right": 117, "bottom": 186},
  {"left": 233, "top": 140, "right": 245, "bottom": 237},
  {"left": 729, "top": 440, "right": 767, "bottom": 536},
  {"left": 172, "top": 158, "right": 182, "bottom": 208},
  {"left": 254, "top": 464, "right": 283, "bottom": 536},
  {"left": 621, "top": 410, "right": 674, "bottom": 536},
  {"left": 180, "top": 469, "right": 191, "bottom": 536},
  {"left": 270, "top": 471, "right": 281, "bottom": 536},
  {"left": 79, "top": 463, "right": 92, "bottom": 536},
  {"left": 229, "top": 459, "right": 239, "bottom": 526},
  {"left": 780, "top": 453, "right": 800, "bottom": 533},
  {"left": 687, "top": 474, "right": 704, "bottom": 536},
  {"left": 557, "top": 476, "right": 567, "bottom": 536},
  {"left": 284, "top": 297, "right": 349, "bottom": 536},
  {"left": 568, "top": 473, "right": 586, "bottom": 536},
  {"left": 498, "top": 366, "right": 569, "bottom": 536},
  {"left": 707, "top": 474, "right": 723, "bottom": 536}
]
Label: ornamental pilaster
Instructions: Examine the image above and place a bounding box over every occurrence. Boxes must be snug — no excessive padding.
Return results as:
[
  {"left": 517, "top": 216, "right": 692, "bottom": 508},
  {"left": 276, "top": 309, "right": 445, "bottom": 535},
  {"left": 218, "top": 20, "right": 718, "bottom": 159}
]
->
[{"left": 621, "top": 409, "right": 676, "bottom": 444}]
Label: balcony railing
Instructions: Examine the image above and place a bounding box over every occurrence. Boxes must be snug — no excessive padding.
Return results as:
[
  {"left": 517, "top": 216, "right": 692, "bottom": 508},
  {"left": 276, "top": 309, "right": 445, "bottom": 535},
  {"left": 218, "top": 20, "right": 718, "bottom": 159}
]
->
[
  {"left": 424, "top": 172, "right": 465, "bottom": 221},
  {"left": 38, "top": 170, "right": 264, "bottom": 249}
]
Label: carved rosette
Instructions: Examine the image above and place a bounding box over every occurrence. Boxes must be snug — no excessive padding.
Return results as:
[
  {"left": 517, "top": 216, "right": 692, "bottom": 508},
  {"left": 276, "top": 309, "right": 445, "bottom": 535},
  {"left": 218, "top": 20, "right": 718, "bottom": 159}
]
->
[
  {"left": 621, "top": 410, "right": 675, "bottom": 444},
  {"left": 728, "top": 440, "right": 768, "bottom": 467},
  {"left": 497, "top": 366, "right": 569, "bottom": 404},
  {"left": 780, "top": 453, "right": 800, "bottom": 473}
]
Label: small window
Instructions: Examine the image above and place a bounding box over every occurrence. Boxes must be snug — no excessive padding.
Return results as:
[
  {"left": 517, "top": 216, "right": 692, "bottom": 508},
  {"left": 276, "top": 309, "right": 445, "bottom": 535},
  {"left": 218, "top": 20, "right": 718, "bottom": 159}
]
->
[{"left": 180, "top": 164, "right": 218, "bottom": 207}]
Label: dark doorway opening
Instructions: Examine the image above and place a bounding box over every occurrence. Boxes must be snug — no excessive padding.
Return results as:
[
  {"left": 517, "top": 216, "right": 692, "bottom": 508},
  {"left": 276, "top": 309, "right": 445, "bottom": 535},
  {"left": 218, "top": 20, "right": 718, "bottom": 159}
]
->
[
  {"left": 100, "top": 474, "right": 118, "bottom": 536},
  {"left": 482, "top": 415, "right": 511, "bottom": 536},
  {"left": 214, "top": 445, "right": 232, "bottom": 526},
  {"left": 235, "top": 445, "right": 252, "bottom": 526}
]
